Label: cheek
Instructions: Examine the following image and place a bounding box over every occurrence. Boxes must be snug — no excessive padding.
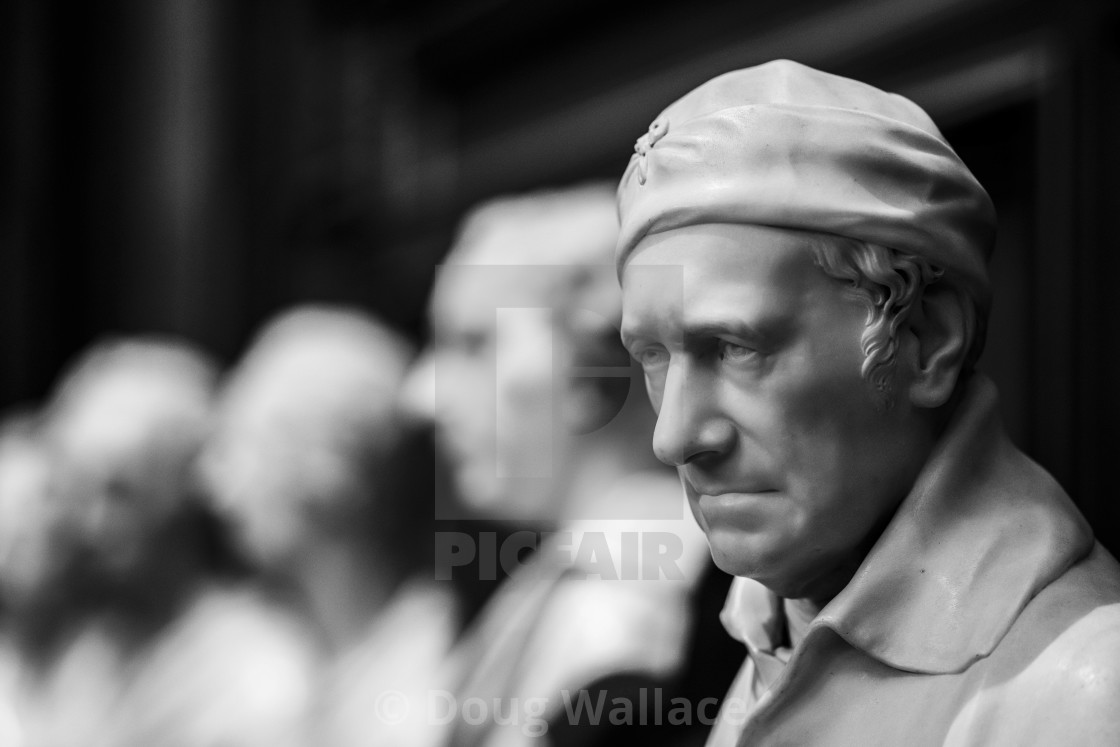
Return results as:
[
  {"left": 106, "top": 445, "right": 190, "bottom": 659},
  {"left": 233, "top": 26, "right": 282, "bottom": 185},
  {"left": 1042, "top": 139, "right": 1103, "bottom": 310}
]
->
[
  {"left": 495, "top": 339, "right": 559, "bottom": 442},
  {"left": 643, "top": 371, "right": 666, "bottom": 413},
  {"left": 496, "top": 369, "right": 553, "bottom": 420},
  {"left": 768, "top": 416, "right": 867, "bottom": 538},
  {"left": 435, "top": 362, "right": 498, "bottom": 452},
  {"left": 497, "top": 330, "right": 553, "bottom": 392},
  {"left": 494, "top": 313, "right": 554, "bottom": 403},
  {"left": 451, "top": 363, "right": 494, "bottom": 411},
  {"left": 683, "top": 486, "right": 706, "bottom": 528},
  {"left": 763, "top": 335, "right": 874, "bottom": 455},
  {"left": 766, "top": 399, "right": 904, "bottom": 556},
  {"left": 743, "top": 361, "right": 876, "bottom": 508}
]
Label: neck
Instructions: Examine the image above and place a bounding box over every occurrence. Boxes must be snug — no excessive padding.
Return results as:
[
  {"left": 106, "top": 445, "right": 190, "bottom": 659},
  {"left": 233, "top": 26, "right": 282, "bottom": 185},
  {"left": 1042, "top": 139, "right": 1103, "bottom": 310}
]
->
[
  {"left": 788, "top": 575, "right": 847, "bottom": 621},
  {"left": 96, "top": 532, "right": 202, "bottom": 646},
  {"left": 790, "top": 413, "right": 947, "bottom": 612},
  {"left": 6, "top": 591, "right": 90, "bottom": 668},
  {"left": 287, "top": 531, "right": 401, "bottom": 653}
]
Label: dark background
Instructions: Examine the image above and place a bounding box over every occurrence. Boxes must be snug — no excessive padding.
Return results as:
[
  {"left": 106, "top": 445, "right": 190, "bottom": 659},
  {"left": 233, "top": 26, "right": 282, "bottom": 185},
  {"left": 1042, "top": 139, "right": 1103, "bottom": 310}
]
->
[{"left": 3, "top": 0, "right": 1119, "bottom": 553}]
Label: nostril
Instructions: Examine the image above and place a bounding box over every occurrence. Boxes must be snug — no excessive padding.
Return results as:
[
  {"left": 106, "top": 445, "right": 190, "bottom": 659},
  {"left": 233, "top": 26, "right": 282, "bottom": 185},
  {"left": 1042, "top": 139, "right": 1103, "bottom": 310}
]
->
[{"left": 681, "top": 444, "right": 728, "bottom": 466}]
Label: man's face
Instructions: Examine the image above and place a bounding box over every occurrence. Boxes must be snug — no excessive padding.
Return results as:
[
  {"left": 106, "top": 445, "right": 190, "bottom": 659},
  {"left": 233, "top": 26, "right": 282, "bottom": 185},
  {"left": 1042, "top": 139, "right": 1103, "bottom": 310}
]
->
[
  {"left": 422, "top": 266, "right": 569, "bottom": 522},
  {"left": 200, "top": 399, "right": 350, "bottom": 569},
  {"left": 48, "top": 389, "right": 194, "bottom": 582},
  {"left": 620, "top": 223, "right": 926, "bottom": 600},
  {"left": 199, "top": 353, "right": 375, "bottom": 570}
]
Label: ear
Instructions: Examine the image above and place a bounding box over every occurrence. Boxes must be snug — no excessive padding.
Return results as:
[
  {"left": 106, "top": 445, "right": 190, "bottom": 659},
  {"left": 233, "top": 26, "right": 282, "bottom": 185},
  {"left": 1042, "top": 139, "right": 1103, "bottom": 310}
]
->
[{"left": 905, "top": 285, "right": 969, "bottom": 409}]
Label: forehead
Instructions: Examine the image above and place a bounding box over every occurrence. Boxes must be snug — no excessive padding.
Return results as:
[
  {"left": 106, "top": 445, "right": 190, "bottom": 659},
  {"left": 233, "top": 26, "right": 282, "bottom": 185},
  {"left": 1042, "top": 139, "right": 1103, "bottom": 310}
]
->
[
  {"left": 55, "top": 383, "right": 191, "bottom": 456},
  {"left": 620, "top": 223, "right": 832, "bottom": 336},
  {"left": 430, "top": 264, "right": 564, "bottom": 337},
  {"left": 0, "top": 436, "right": 49, "bottom": 501}
]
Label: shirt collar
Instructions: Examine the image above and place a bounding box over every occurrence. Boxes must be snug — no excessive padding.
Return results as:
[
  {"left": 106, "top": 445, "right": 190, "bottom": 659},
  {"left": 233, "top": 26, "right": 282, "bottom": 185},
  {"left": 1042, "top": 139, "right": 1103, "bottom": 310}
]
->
[
  {"left": 815, "top": 374, "right": 1093, "bottom": 673},
  {"left": 721, "top": 374, "right": 1093, "bottom": 675},
  {"left": 720, "top": 575, "right": 785, "bottom": 655}
]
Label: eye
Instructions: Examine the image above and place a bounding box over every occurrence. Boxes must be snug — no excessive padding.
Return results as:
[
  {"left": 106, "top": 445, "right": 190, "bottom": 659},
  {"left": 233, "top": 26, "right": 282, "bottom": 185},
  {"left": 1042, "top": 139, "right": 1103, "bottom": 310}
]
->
[
  {"left": 717, "top": 340, "right": 758, "bottom": 364},
  {"left": 634, "top": 346, "right": 669, "bottom": 372}
]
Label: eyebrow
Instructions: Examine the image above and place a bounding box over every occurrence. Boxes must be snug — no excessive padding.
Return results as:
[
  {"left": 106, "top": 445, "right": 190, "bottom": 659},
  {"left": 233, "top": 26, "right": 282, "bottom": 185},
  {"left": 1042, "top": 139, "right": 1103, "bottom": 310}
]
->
[
  {"left": 683, "top": 320, "right": 764, "bottom": 341},
  {"left": 621, "top": 312, "right": 793, "bottom": 352},
  {"left": 685, "top": 319, "right": 785, "bottom": 356}
]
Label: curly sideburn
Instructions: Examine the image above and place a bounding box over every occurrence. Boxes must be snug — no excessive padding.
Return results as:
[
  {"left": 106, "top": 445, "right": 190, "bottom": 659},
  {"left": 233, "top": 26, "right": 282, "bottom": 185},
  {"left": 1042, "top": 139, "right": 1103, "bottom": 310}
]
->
[{"left": 809, "top": 235, "right": 972, "bottom": 407}]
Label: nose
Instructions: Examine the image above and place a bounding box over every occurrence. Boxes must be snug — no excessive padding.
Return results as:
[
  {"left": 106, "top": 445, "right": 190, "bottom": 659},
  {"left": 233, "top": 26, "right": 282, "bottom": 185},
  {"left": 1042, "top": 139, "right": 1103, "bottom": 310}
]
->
[
  {"left": 399, "top": 351, "right": 437, "bottom": 424},
  {"left": 651, "top": 361, "right": 735, "bottom": 467}
]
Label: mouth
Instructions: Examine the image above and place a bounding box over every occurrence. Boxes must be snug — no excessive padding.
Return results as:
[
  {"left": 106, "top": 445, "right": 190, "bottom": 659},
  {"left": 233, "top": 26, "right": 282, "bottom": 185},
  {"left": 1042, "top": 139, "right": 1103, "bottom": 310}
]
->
[
  {"left": 687, "top": 491, "right": 779, "bottom": 537},
  {"left": 677, "top": 469, "right": 781, "bottom": 528},
  {"left": 685, "top": 481, "right": 777, "bottom": 515},
  {"left": 695, "top": 486, "right": 778, "bottom": 496},
  {"left": 680, "top": 474, "right": 777, "bottom": 498},
  {"left": 694, "top": 489, "right": 778, "bottom": 508}
]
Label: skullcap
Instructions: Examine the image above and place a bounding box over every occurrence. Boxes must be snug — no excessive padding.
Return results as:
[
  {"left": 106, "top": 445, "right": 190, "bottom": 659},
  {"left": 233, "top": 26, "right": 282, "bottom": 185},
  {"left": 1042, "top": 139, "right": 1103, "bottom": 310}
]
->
[{"left": 617, "top": 60, "right": 997, "bottom": 306}]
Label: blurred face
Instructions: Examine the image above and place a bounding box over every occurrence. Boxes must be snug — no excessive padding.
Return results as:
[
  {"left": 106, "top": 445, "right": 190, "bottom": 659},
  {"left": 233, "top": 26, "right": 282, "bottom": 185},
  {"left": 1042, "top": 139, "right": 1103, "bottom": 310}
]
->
[
  {"left": 620, "top": 223, "right": 929, "bottom": 601},
  {"left": 421, "top": 266, "right": 571, "bottom": 522},
  {"left": 200, "top": 376, "right": 362, "bottom": 569},
  {"left": 49, "top": 401, "right": 191, "bottom": 581},
  {"left": 0, "top": 438, "right": 63, "bottom": 606}
]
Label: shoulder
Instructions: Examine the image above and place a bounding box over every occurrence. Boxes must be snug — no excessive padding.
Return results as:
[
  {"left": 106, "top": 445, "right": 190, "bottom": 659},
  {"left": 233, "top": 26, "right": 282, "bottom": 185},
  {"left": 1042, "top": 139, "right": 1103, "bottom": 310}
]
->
[
  {"left": 175, "top": 584, "right": 316, "bottom": 658},
  {"left": 1023, "top": 540, "right": 1120, "bottom": 650},
  {"left": 993, "top": 602, "right": 1120, "bottom": 744},
  {"left": 550, "top": 577, "right": 693, "bottom": 661},
  {"left": 1028, "top": 598, "right": 1120, "bottom": 692},
  {"left": 513, "top": 576, "right": 696, "bottom": 706},
  {"left": 136, "top": 584, "right": 318, "bottom": 709},
  {"left": 985, "top": 543, "right": 1120, "bottom": 742},
  {"left": 110, "top": 585, "right": 319, "bottom": 747}
]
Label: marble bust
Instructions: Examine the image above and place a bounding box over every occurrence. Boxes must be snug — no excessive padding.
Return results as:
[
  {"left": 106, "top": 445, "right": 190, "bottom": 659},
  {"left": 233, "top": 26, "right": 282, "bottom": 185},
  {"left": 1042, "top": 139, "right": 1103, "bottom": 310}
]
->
[
  {"left": 407, "top": 184, "right": 713, "bottom": 746},
  {"left": 615, "top": 59, "right": 1120, "bottom": 745}
]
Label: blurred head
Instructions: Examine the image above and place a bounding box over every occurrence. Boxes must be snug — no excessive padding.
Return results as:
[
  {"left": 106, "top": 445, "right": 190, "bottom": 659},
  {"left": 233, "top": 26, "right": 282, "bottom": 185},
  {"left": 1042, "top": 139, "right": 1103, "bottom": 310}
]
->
[
  {"left": 407, "top": 183, "right": 637, "bottom": 525},
  {"left": 0, "top": 413, "right": 61, "bottom": 610},
  {"left": 199, "top": 306, "right": 413, "bottom": 570},
  {"left": 40, "top": 339, "right": 217, "bottom": 585}
]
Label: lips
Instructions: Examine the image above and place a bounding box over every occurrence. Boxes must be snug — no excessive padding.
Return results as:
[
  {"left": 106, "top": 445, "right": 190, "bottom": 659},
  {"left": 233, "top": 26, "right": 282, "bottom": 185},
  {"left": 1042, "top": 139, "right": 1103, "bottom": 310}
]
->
[
  {"left": 692, "top": 491, "right": 779, "bottom": 534},
  {"left": 680, "top": 470, "right": 776, "bottom": 498},
  {"left": 696, "top": 490, "right": 776, "bottom": 506}
]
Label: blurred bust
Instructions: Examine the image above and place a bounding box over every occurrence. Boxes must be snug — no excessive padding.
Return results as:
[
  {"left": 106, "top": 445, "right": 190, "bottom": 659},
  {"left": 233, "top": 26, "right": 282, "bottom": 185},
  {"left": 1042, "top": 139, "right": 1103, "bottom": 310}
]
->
[
  {"left": 4, "top": 338, "right": 321, "bottom": 747},
  {"left": 0, "top": 413, "right": 58, "bottom": 621},
  {"left": 200, "top": 305, "right": 457, "bottom": 747},
  {"left": 409, "top": 184, "right": 713, "bottom": 747},
  {"left": 41, "top": 338, "right": 217, "bottom": 595},
  {"left": 200, "top": 305, "right": 415, "bottom": 575}
]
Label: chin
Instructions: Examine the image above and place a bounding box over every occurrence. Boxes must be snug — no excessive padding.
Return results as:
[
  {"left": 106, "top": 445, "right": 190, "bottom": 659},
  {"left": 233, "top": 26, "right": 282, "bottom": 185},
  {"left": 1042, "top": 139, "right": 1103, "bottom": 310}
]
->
[
  {"left": 705, "top": 529, "right": 797, "bottom": 588},
  {"left": 706, "top": 533, "right": 763, "bottom": 579}
]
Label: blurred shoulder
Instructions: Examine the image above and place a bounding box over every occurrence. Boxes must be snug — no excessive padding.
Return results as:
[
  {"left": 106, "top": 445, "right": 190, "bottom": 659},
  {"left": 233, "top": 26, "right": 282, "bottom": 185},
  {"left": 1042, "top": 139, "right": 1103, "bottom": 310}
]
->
[
  {"left": 181, "top": 583, "right": 316, "bottom": 653},
  {"left": 141, "top": 583, "right": 319, "bottom": 700}
]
